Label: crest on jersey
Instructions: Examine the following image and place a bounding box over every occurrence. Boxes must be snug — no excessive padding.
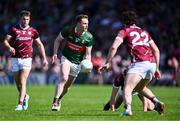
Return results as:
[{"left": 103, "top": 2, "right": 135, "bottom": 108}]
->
[
  {"left": 28, "top": 31, "right": 32, "bottom": 35},
  {"left": 81, "top": 40, "right": 87, "bottom": 44},
  {"left": 16, "top": 30, "right": 21, "bottom": 33}
]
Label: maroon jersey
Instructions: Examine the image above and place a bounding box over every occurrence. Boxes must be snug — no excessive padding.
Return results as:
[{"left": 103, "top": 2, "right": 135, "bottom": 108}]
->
[
  {"left": 116, "top": 25, "right": 156, "bottom": 63},
  {"left": 113, "top": 70, "right": 127, "bottom": 89},
  {"left": 8, "top": 25, "right": 39, "bottom": 58}
]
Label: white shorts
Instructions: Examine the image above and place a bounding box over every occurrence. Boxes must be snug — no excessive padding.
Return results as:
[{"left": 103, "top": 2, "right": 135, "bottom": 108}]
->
[
  {"left": 61, "top": 56, "right": 81, "bottom": 77},
  {"left": 127, "top": 61, "right": 156, "bottom": 80},
  {"left": 11, "top": 58, "right": 32, "bottom": 72}
]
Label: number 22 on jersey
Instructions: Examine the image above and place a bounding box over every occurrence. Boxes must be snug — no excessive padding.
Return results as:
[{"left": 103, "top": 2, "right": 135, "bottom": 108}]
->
[{"left": 130, "top": 31, "right": 150, "bottom": 47}]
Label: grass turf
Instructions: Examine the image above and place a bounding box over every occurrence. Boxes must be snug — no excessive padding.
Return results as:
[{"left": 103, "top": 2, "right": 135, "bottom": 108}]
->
[{"left": 0, "top": 85, "right": 180, "bottom": 121}]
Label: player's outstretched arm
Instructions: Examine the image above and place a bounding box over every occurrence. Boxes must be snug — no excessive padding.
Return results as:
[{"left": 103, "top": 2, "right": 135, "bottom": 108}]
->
[
  {"left": 34, "top": 38, "right": 48, "bottom": 68},
  {"left": 149, "top": 41, "right": 161, "bottom": 79},
  {"left": 99, "top": 38, "right": 122, "bottom": 73},
  {"left": 84, "top": 46, "right": 92, "bottom": 61},
  {"left": 52, "top": 34, "right": 63, "bottom": 64}
]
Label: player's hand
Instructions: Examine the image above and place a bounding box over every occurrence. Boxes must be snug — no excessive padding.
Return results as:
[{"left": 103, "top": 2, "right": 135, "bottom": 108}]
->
[
  {"left": 42, "top": 59, "right": 48, "bottom": 71},
  {"left": 110, "top": 100, "right": 115, "bottom": 112},
  {"left": 143, "top": 97, "right": 148, "bottom": 112},
  {"left": 98, "top": 63, "right": 110, "bottom": 74},
  {"left": 51, "top": 54, "right": 57, "bottom": 64},
  {"left": 143, "top": 96, "right": 155, "bottom": 112},
  {"left": 9, "top": 47, "right": 15, "bottom": 55},
  {"left": 110, "top": 105, "right": 115, "bottom": 112},
  {"left": 154, "top": 69, "right": 161, "bottom": 79}
]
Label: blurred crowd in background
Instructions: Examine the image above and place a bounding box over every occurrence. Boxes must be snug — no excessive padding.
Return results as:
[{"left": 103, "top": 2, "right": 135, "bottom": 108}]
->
[{"left": 0, "top": 0, "right": 179, "bottom": 86}]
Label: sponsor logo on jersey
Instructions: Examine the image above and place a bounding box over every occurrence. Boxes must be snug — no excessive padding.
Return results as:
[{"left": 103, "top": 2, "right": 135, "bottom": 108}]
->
[
  {"left": 16, "top": 36, "right": 32, "bottom": 41},
  {"left": 66, "top": 41, "right": 85, "bottom": 51}
]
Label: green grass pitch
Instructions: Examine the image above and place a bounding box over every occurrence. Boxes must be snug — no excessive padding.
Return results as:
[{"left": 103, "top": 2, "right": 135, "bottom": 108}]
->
[{"left": 0, "top": 85, "right": 180, "bottom": 121}]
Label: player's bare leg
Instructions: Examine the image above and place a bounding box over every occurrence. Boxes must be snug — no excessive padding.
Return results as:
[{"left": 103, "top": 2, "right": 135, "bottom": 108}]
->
[
  {"left": 54, "top": 63, "right": 70, "bottom": 98},
  {"left": 137, "top": 94, "right": 155, "bottom": 111},
  {"left": 19, "top": 69, "right": 30, "bottom": 104},
  {"left": 135, "top": 77, "right": 165, "bottom": 115},
  {"left": 14, "top": 72, "right": 23, "bottom": 110},
  {"left": 134, "top": 79, "right": 156, "bottom": 112},
  {"left": 139, "top": 86, "right": 165, "bottom": 115},
  {"left": 123, "top": 73, "right": 142, "bottom": 116},
  {"left": 20, "top": 69, "right": 30, "bottom": 110},
  {"left": 59, "top": 75, "right": 76, "bottom": 99},
  {"left": 14, "top": 69, "right": 30, "bottom": 111},
  {"left": 110, "top": 87, "right": 119, "bottom": 111},
  {"left": 103, "top": 86, "right": 119, "bottom": 111},
  {"left": 115, "top": 94, "right": 123, "bottom": 109},
  {"left": 14, "top": 72, "right": 21, "bottom": 93},
  {"left": 52, "top": 63, "right": 70, "bottom": 111},
  {"left": 138, "top": 75, "right": 165, "bottom": 115}
]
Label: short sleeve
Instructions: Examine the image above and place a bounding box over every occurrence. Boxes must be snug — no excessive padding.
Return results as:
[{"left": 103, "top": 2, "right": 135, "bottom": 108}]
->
[
  {"left": 7, "top": 27, "right": 15, "bottom": 37},
  {"left": 85, "top": 33, "right": 93, "bottom": 47},
  {"left": 147, "top": 32, "right": 154, "bottom": 44},
  {"left": 32, "top": 29, "right": 40, "bottom": 39},
  {"left": 61, "top": 26, "right": 70, "bottom": 39},
  {"left": 117, "top": 29, "right": 126, "bottom": 39}
]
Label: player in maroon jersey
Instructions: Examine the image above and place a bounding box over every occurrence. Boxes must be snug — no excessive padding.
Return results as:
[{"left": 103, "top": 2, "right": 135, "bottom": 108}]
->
[
  {"left": 99, "top": 10, "right": 164, "bottom": 116},
  {"left": 3, "top": 10, "right": 48, "bottom": 111},
  {"left": 103, "top": 69, "right": 155, "bottom": 112}
]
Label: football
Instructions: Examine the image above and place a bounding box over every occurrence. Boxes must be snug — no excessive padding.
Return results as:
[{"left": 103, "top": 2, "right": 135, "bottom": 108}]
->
[{"left": 80, "top": 59, "right": 93, "bottom": 73}]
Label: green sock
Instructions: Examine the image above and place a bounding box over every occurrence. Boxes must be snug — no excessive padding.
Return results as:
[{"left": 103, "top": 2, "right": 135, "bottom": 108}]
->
[{"left": 53, "top": 97, "right": 59, "bottom": 103}]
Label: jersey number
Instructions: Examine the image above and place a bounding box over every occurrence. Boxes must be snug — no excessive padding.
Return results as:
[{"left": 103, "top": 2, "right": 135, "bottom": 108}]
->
[{"left": 130, "top": 31, "right": 149, "bottom": 47}]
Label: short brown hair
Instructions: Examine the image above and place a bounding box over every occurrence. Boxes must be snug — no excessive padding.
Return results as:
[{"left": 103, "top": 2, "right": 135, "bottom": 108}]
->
[
  {"left": 75, "top": 14, "right": 88, "bottom": 23},
  {"left": 20, "top": 10, "right": 31, "bottom": 17},
  {"left": 121, "top": 10, "right": 138, "bottom": 25}
]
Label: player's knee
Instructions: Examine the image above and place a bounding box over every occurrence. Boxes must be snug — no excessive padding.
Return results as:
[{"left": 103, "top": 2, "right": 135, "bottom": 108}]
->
[
  {"left": 57, "top": 76, "right": 68, "bottom": 85},
  {"left": 124, "top": 86, "right": 133, "bottom": 94},
  {"left": 61, "top": 75, "right": 69, "bottom": 82}
]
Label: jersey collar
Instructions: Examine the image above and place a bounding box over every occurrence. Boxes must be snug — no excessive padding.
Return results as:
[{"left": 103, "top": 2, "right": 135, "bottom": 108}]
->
[
  {"left": 75, "top": 27, "right": 85, "bottom": 36},
  {"left": 19, "top": 24, "right": 30, "bottom": 30}
]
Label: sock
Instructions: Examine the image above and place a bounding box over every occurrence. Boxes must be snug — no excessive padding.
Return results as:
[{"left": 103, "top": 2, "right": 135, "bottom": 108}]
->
[
  {"left": 151, "top": 97, "right": 159, "bottom": 104},
  {"left": 125, "top": 103, "right": 131, "bottom": 111},
  {"left": 18, "top": 100, "right": 23, "bottom": 105},
  {"left": 53, "top": 97, "right": 59, "bottom": 104}
]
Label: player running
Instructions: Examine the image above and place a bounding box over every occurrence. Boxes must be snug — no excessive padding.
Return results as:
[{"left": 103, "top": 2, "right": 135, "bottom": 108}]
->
[
  {"left": 3, "top": 10, "right": 48, "bottom": 111},
  {"left": 51, "top": 14, "right": 93, "bottom": 111}
]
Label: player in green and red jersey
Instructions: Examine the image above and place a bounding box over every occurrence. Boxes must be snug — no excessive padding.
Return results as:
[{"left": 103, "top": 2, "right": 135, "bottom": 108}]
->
[{"left": 51, "top": 14, "right": 93, "bottom": 111}]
